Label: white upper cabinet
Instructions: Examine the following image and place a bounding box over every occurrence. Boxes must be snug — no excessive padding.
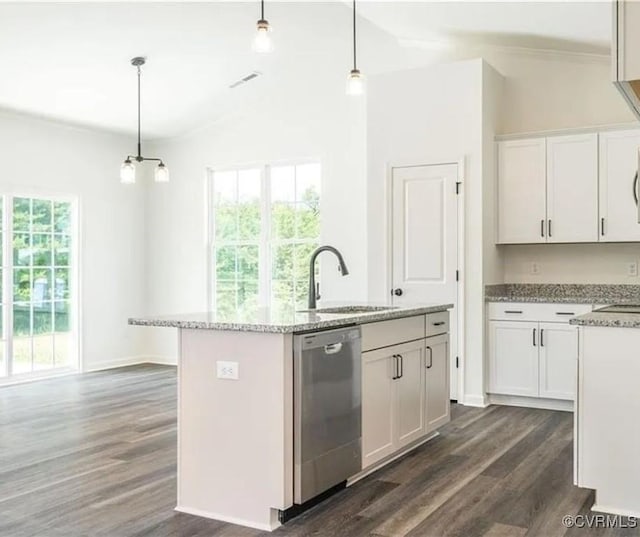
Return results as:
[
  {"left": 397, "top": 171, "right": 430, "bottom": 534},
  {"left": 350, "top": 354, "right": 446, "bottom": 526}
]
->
[
  {"left": 546, "top": 134, "right": 599, "bottom": 243},
  {"left": 599, "top": 130, "right": 640, "bottom": 242},
  {"left": 497, "top": 128, "right": 640, "bottom": 245},
  {"left": 497, "top": 138, "right": 547, "bottom": 244}
]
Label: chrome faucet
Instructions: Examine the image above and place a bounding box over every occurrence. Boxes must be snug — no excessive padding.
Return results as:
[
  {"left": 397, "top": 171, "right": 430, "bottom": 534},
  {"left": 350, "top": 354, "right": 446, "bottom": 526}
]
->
[{"left": 308, "top": 245, "right": 349, "bottom": 309}]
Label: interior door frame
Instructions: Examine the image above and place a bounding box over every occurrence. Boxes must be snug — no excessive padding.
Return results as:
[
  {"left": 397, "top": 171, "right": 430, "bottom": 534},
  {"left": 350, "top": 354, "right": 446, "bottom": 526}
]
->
[{"left": 385, "top": 157, "right": 466, "bottom": 403}]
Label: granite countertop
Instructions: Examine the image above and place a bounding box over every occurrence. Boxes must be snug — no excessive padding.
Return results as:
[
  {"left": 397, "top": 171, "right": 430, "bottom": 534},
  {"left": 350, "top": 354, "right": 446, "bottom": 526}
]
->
[
  {"left": 485, "top": 283, "right": 640, "bottom": 305},
  {"left": 128, "top": 302, "right": 453, "bottom": 334},
  {"left": 571, "top": 305, "right": 640, "bottom": 328}
]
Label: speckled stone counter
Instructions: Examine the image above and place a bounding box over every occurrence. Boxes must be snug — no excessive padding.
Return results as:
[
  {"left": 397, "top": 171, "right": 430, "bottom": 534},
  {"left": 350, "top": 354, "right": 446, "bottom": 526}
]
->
[
  {"left": 571, "top": 305, "right": 640, "bottom": 328},
  {"left": 485, "top": 283, "right": 640, "bottom": 305},
  {"left": 128, "top": 302, "right": 453, "bottom": 333}
]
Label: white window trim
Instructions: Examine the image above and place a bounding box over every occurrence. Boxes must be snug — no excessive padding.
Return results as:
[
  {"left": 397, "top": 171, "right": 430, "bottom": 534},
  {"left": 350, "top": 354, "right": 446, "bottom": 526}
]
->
[
  {"left": 0, "top": 193, "right": 80, "bottom": 383},
  {"left": 206, "top": 159, "right": 321, "bottom": 312}
]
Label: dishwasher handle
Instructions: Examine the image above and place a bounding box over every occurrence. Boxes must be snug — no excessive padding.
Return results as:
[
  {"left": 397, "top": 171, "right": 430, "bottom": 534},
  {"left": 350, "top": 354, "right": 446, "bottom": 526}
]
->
[{"left": 324, "top": 342, "right": 343, "bottom": 354}]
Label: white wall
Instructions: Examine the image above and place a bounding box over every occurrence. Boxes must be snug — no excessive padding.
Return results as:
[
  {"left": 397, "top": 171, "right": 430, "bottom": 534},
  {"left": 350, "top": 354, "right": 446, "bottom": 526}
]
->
[
  {"left": 480, "top": 50, "right": 640, "bottom": 283},
  {"left": 143, "top": 64, "right": 367, "bottom": 361},
  {"left": 0, "top": 110, "right": 146, "bottom": 372},
  {"left": 367, "top": 59, "right": 502, "bottom": 405}
]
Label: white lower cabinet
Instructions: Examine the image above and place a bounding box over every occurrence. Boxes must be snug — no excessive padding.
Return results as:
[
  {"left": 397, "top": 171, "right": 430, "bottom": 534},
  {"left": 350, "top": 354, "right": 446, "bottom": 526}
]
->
[
  {"left": 488, "top": 316, "right": 578, "bottom": 401},
  {"left": 362, "top": 333, "right": 450, "bottom": 469},
  {"left": 396, "top": 344, "right": 426, "bottom": 447},
  {"left": 425, "top": 334, "right": 450, "bottom": 431},
  {"left": 362, "top": 347, "right": 397, "bottom": 467},
  {"left": 538, "top": 323, "right": 577, "bottom": 400},
  {"left": 488, "top": 321, "right": 539, "bottom": 397}
]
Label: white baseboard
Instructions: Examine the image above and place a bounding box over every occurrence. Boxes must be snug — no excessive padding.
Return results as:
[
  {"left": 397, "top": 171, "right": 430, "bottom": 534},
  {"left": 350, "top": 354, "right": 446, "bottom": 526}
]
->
[
  {"left": 84, "top": 355, "right": 177, "bottom": 372},
  {"left": 144, "top": 355, "right": 178, "bottom": 366},
  {"left": 488, "top": 393, "right": 573, "bottom": 412},
  {"left": 591, "top": 502, "right": 640, "bottom": 519},
  {"left": 460, "top": 394, "right": 489, "bottom": 407},
  {"left": 174, "top": 505, "right": 279, "bottom": 532}
]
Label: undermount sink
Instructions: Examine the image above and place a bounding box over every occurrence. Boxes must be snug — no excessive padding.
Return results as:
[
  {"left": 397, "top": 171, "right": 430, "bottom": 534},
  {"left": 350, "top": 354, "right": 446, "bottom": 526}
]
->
[{"left": 299, "top": 305, "right": 398, "bottom": 315}]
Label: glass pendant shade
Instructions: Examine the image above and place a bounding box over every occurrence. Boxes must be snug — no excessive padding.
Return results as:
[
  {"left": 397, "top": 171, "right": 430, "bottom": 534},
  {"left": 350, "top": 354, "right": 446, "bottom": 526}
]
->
[
  {"left": 253, "top": 20, "right": 273, "bottom": 53},
  {"left": 120, "top": 159, "right": 136, "bottom": 184},
  {"left": 154, "top": 162, "right": 170, "bottom": 183},
  {"left": 346, "top": 69, "right": 365, "bottom": 96}
]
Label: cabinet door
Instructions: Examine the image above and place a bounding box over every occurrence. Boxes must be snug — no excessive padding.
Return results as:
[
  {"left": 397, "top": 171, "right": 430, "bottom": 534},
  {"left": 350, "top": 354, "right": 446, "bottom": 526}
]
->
[
  {"left": 425, "top": 334, "right": 450, "bottom": 433},
  {"left": 546, "top": 134, "right": 599, "bottom": 243},
  {"left": 488, "top": 321, "right": 539, "bottom": 397},
  {"left": 395, "top": 343, "right": 426, "bottom": 448},
  {"left": 362, "top": 349, "right": 396, "bottom": 468},
  {"left": 497, "top": 139, "right": 547, "bottom": 244},
  {"left": 538, "top": 323, "right": 578, "bottom": 400},
  {"left": 599, "top": 130, "right": 640, "bottom": 242}
]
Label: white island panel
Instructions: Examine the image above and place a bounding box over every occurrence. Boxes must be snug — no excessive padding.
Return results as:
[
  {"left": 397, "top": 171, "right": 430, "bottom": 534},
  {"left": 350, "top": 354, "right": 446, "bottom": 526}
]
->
[
  {"left": 577, "top": 326, "right": 640, "bottom": 518},
  {"left": 177, "top": 328, "right": 293, "bottom": 531}
]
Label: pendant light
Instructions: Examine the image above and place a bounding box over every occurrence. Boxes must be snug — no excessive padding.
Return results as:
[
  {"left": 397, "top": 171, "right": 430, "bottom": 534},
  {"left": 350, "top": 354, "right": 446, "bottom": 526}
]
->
[
  {"left": 120, "top": 57, "right": 169, "bottom": 184},
  {"left": 253, "top": 0, "right": 273, "bottom": 54},
  {"left": 346, "top": 0, "right": 364, "bottom": 96}
]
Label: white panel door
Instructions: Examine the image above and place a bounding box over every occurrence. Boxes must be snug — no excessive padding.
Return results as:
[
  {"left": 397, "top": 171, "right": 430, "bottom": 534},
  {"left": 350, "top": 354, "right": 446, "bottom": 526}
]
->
[
  {"left": 538, "top": 323, "right": 577, "bottom": 401},
  {"left": 497, "top": 139, "right": 547, "bottom": 244},
  {"left": 488, "top": 321, "right": 539, "bottom": 397},
  {"left": 362, "top": 349, "right": 396, "bottom": 468},
  {"left": 599, "top": 129, "right": 640, "bottom": 242},
  {"left": 395, "top": 343, "right": 425, "bottom": 448},
  {"left": 425, "top": 334, "right": 450, "bottom": 433},
  {"left": 546, "top": 133, "right": 599, "bottom": 243},
  {"left": 391, "top": 163, "right": 458, "bottom": 400}
]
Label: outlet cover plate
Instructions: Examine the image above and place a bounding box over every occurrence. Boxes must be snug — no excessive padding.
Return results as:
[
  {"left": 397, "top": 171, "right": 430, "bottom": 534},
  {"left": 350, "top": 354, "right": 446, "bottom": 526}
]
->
[{"left": 217, "top": 361, "right": 239, "bottom": 380}]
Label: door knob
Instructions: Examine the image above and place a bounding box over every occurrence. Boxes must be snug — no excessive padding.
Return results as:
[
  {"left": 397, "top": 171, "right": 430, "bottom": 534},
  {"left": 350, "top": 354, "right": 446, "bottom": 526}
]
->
[{"left": 393, "top": 288, "right": 403, "bottom": 297}]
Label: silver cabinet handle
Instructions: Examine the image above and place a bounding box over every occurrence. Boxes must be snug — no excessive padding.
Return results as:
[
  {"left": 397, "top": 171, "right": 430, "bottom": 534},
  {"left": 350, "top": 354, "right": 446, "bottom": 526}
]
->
[
  {"left": 504, "top": 310, "right": 523, "bottom": 314},
  {"left": 433, "top": 321, "right": 446, "bottom": 326},
  {"left": 541, "top": 219, "right": 545, "bottom": 238},
  {"left": 634, "top": 171, "right": 639, "bottom": 206},
  {"left": 555, "top": 312, "right": 575, "bottom": 316},
  {"left": 398, "top": 354, "right": 403, "bottom": 378},
  {"left": 601, "top": 217, "right": 605, "bottom": 236},
  {"left": 392, "top": 355, "right": 399, "bottom": 380},
  {"left": 426, "top": 346, "right": 433, "bottom": 369},
  {"left": 548, "top": 219, "right": 552, "bottom": 238},
  {"left": 540, "top": 328, "right": 544, "bottom": 347},
  {"left": 533, "top": 328, "right": 537, "bottom": 347}
]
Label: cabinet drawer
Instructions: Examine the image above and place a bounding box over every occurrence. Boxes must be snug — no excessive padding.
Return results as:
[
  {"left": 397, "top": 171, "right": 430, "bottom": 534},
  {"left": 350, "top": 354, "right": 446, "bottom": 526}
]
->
[
  {"left": 426, "top": 311, "right": 449, "bottom": 337},
  {"left": 488, "top": 302, "right": 592, "bottom": 323},
  {"left": 361, "top": 315, "right": 425, "bottom": 352}
]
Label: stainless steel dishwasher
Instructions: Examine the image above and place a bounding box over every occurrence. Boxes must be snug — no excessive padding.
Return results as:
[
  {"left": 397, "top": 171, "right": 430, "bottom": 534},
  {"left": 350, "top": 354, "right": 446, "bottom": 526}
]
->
[{"left": 293, "top": 326, "right": 362, "bottom": 504}]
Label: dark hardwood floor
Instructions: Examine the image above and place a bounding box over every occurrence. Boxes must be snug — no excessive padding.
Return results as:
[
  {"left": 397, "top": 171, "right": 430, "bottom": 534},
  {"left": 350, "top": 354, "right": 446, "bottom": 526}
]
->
[{"left": 0, "top": 364, "right": 637, "bottom": 537}]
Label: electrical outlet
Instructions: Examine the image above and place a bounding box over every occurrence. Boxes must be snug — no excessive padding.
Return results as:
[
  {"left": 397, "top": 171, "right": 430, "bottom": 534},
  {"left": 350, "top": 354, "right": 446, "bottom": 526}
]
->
[
  {"left": 217, "top": 361, "right": 239, "bottom": 380},
  {"left": 530, "top": 262, "right": 540, "bottom": 275},
  {"left": 628, "top": 262, "right": 638, "bottom": 278}
]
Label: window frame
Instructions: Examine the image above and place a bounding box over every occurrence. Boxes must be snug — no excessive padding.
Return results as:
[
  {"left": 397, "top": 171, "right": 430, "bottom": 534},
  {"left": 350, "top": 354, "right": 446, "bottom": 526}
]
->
[
  {"left": 206, "top": 158, "right": 321, "bottom": 313},
  {"left": 0, "top": 192, "right": 80, "bottom": 381}
]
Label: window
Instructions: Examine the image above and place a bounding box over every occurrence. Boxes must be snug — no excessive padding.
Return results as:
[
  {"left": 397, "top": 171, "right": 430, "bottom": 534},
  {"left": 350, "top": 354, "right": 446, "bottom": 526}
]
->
[
  {"left": 1, "top": 195, "right": 77, "bottom": 379},
  {"left": 209, "top": 162, "right": 321, "bottom": 315}
]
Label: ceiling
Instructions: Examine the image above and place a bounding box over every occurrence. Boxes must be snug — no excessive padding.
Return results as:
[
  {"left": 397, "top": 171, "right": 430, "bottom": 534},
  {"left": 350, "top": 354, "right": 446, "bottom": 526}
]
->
[
  {"left": 358, "top": 1, "right": 611, "bottom": 55},
  {"left": 0, "top": 1, "right": 612, "bottom": 140}
]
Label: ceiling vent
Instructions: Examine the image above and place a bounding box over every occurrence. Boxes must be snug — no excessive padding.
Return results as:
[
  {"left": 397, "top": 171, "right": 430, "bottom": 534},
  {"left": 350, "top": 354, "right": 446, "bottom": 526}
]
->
[{"left": 229, "top": 71, "right": 262, "bottom": 89}]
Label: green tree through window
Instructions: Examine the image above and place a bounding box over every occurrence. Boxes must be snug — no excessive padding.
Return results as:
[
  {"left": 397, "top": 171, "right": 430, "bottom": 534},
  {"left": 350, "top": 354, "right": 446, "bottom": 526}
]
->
[{"left": 211, "top": 162, "right": 321, "bottom": 316}]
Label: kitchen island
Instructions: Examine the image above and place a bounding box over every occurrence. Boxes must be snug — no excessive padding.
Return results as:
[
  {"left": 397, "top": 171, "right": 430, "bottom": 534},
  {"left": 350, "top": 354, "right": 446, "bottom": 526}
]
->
[
  {"left": 571, "top": 306, "right": 640, "bottom": 518},
  {"left": 129, "top": 303, "right": 452, "bottom": 531}
]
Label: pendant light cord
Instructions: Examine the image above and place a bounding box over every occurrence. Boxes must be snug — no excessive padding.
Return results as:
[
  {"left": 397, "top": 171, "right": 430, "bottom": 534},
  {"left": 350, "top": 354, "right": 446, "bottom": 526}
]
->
[
  {"left": 261, "top": 0, "right": 264, "bottom": 20},
  {"left": 352, "top": 0, "right": 357, "bottom": 70},
  {"left": 137, "top": 65, "right": 142, "bottom": 159}
]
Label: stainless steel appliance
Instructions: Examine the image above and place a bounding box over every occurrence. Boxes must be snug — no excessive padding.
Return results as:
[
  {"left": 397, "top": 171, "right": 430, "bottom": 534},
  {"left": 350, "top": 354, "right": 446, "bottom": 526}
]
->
[{"left": 293, "top": 326, "right": 362, "bottom": 504}]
